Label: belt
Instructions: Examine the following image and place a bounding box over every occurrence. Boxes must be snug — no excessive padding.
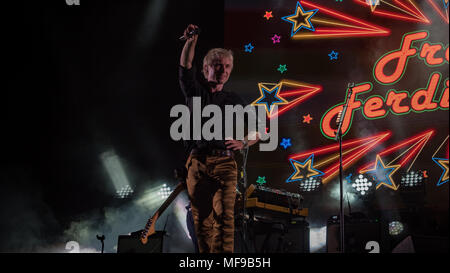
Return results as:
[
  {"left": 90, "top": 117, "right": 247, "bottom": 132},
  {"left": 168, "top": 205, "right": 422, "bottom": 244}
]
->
[{"left": 190, "top": 148, "right": 234, "bottom": 159}]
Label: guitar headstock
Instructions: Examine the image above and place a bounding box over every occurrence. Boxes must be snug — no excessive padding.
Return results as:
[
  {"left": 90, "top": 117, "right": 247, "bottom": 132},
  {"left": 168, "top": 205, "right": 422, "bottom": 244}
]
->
[
  {"left": 140, "top": 217, "right": 156, "bottom": 245},
  {"left": 138, "top": 185, "right": 182, "bottom": 245}
]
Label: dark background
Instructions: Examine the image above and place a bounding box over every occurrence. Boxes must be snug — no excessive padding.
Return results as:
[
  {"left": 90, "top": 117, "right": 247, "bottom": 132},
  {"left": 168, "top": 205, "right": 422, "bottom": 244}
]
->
[
  {"left": 2, "top": 0, "right": 448, "bottom": 253},
  {"left": 3, "top": 0, "right": 225, "bottom": 252}
]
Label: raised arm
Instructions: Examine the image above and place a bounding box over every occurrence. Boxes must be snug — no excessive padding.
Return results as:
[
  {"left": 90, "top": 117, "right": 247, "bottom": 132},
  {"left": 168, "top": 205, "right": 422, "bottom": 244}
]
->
[{"left": 180, "top": 24, "right": 199, "bottom": 69}]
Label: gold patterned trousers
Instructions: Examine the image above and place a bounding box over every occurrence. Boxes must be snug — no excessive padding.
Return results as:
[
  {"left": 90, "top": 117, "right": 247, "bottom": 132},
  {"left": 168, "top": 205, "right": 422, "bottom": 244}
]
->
[{"left": 185, "top": 154, "right": 238, "bottom": 253}]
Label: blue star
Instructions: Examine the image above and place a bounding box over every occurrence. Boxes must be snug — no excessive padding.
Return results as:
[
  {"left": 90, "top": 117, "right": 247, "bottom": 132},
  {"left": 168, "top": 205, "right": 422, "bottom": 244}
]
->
[
  {"left": 432, "top": 157, "right": 449, "bottom": 186},
  {"left": 280, "top": 138, "right": 292, "bottom": 149},
  {"left": 253, "top": 83, "right": 288, "bottom": 116},
  {"left": 363, "top": 155, "right": 400, "bottom": 190},
  {"left": 286, "top": 154, "right": 324, "bottom": 183},
  {"left": 244, "top": 43, "right": 254, "bottom": 53},
  {"left": 281, "top": 1, "right": 319, "bottom": 37},
  {"left": 328, "top": 50, "right": 339, "bottom": 60},
  {"left": 444, "top": 0, "right": 449, "bottom": 10},
  {"left": 345, "top": 173, "right": 353, "bottom": 183}
]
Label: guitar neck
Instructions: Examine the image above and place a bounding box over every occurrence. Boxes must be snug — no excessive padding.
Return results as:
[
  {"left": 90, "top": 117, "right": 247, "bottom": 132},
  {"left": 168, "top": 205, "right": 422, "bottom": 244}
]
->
[{"left": 154, "top": 182, "right": 185, "bottom": 217}]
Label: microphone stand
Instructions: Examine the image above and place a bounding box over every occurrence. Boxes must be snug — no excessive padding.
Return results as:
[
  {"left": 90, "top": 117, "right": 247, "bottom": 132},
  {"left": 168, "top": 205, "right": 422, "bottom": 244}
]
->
[
  {"left": 335, "top": 82, "right": 354, "bottom": 253},
  {"left": 96, "top": 235, "right": 105, "bottom": 253},
  {"left": 239, "top": 145, "right": 250, "bottom": 252}
]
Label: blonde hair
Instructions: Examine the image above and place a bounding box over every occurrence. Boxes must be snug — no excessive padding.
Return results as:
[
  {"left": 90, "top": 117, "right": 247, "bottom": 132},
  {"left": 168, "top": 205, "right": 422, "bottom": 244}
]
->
[{"left": 202, "top": 48, "right": 234, "bottom": 78}]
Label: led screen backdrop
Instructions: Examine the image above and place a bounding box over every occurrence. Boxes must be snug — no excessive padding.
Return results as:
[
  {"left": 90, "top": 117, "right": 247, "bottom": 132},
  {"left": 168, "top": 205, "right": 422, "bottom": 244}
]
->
[{"left": 224, "top": 0, "right": 448, "bottom": 246}]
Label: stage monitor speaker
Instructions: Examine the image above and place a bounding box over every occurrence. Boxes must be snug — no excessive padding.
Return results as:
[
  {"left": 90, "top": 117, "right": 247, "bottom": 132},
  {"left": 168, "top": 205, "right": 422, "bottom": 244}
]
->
[
  {"left": 327, "top": 221, "right": 381, "bottom": 253},
  {"left": 117, "top": 231, "right": 165, "bottom": 253},
  {"left": 392, "top": 235, "right": 449, "bottom": 253},
  {"left": 247, "top": 219, "right": 309, "bottom": 253}
]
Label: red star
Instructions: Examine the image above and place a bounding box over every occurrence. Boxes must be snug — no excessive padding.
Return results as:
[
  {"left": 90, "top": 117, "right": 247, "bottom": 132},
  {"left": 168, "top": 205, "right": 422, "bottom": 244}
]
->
[
  {"left": 303, "top": 114, "right": 313, "bottom": 124},
  {"left": 264, "top": 11, "right": 273, "bottom": 20}
]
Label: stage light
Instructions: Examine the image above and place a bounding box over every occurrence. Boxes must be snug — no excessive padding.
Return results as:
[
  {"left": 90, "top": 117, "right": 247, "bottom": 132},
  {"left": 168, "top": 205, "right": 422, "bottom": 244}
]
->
[
  {"left": 351, "top": 174, "right": 375, "bottom": 196},
  {"left": 116, "top": 185, "right": 134, "bottom": 199},
  {"left": 136, "top": 183, "right": 174, "bottom": 208},
  {"left": 100, "top": 150, "right": 133, "bottom": 198},
  {"left": 174, "top": 196, "right": 193, "bottom": 240},
  {"left": 400, "top": 171, "right": 424, "bottom": 189},
  {"left": 389, "top": 221, "right": 404, "bottom": 236},
  {"left": 309, "top": 226, "right": 327, "bottom": 253},
  {"left": 298, "top": 176, "right": 322, "bottom": 192},
  {"left": 158, "top": 184, "right": 172, "bottom": 199}
]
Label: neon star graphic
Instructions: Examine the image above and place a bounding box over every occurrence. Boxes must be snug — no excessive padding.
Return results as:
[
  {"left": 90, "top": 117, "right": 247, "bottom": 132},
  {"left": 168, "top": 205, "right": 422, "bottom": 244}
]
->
[
  {"left": 367, "top": 0, "right": 381, "bottom": 12},
  {"left": 286, "top": 154, "right": 325, "bottom": 183},
  {"left": 432, "top": 158, "right": 449, "bottom": 186},
  {"left": 361, "top": 155, "right": 401, "bottom": 190},
  {"left": 303, "top": 114, "right": 313, "bottom": 124},
  {"left": 291, "top": 131, "right": 390, "bottom": 184},
  {"left": 359, "top": 130, "right": 435, "bottom": 174},
  {"left": 244, "top": 43, "right": 254, "bottom": 53},
  {"left": 271, "top": 34, "right": 281, "bottom": 44},
  {"left": 264, "top": 11, "right": 273, "bottom": 20},
  {"left": 345, "top": 173, "right": 353, "bottom": 183},
  {"left": 280, "top": 138, "right": 292, "bottom": 149},
  {"left": 291, "top": 1, "right": 390, "bottom": 40},
  {"left": 282, "top": 1, "right": 319, "bottom": 37},
  {"left": 256, "top": 176, "right": 267, "bottom": 185},
  {"left": 353, "top": 0, "right": 431, "bottom": 24},
  {"left": 328, "top": 50, "right": 339, "bottom": 60},
  {"left": 430, "top": 135, "right": 449, "bottom": 186},
  {"left": 426, "top": 0, "right": 450, "bottom": 24},
  {"left": 251, "top": 80, "right": 322, "bottom": 119},
  {"left": 252, "top": 83, "right": 288, "bottom": 116},
  {"left": 277, "top": 64, "right": 287, "bottom": 73}
]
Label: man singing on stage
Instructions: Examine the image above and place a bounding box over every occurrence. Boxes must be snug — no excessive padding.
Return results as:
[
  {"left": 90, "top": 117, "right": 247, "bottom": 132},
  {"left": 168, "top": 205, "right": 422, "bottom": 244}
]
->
[{"left": 179, "top": 24, "right": 259, "bottom": 253}]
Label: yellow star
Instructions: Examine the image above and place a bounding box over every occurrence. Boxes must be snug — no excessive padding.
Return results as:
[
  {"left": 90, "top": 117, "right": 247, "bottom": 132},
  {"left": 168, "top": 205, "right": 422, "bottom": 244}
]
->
[
  {"left": 437, "top": 158, "right": 449, "bottom": 182},
  {"left": 282, "top": 2, "right": 318, "bottom": 36},
  {"left": 368, "top": 0, "right": 381, "bottom": 12},
  {"left": 251, "top": 83, "right": 288, "bottom": 117},
  {"left": 286, "top": 154, "right": 324, "bottom": 183},
  {"left": 439, "top": 159, "right": 449, "bottom": 181},
  {"left": 361, "top": 155, "right": 401, "bottom": 190}
]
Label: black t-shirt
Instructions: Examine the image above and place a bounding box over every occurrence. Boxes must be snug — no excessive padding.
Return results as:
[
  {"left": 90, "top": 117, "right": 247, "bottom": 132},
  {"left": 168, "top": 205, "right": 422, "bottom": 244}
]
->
[{"left": 178, "top": 65, "right": 247, "bottom": 156}]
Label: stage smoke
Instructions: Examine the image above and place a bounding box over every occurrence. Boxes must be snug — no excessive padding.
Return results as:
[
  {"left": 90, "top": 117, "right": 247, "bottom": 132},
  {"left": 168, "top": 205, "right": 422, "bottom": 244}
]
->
[
  {"left": 59, "top": 181, "right": 193, "bottom": 253},
  {"left": 0, "top": 172, "right": 60, "bottom": 252},
  {"left": 309, "top": 226, "right": 327, "bottom": 253}
]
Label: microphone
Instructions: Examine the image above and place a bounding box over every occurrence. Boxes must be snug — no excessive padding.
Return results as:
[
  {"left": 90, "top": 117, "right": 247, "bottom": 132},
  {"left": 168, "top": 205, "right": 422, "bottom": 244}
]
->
[
  {"left": 179, "top": 27, "right": 201, "bottom": 40},
  {"left": 334, "top": 82, "right": 355, "bottom": 141}
]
